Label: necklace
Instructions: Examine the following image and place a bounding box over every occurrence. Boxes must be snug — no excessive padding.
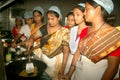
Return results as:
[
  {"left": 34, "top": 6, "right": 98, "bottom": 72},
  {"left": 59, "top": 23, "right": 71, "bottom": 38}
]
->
[{"left": 80, "top": 22, "right": 106, "bottom": 58}]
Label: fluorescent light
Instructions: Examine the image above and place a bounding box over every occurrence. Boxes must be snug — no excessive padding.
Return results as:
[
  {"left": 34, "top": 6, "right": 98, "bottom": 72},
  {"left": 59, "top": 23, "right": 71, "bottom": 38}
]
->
[{"left": 0, "top": 0, "right": 14, "bottom": 9}]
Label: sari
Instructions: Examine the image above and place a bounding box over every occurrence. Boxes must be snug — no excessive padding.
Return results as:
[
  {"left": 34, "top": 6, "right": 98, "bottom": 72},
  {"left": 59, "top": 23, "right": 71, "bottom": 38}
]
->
[
  {"left": 82, "top": 27, "right": 120, "bottom": 63},
  {"left": 31, "top": 24, "right": 47, "bottom": 58},
  {"left": 31, "top": 24, "right": 41, "bottom": 44},
  {"left": 116, "top": 26, "right": 120, "bottom": 31},
  {"left": 41, "top": 27, "right": 69, "bottom": 79},
  {"left": 34, "top": 27, "right": 70, "bottom": 79},
  {"left": 41, "top": 27, "right": 70, "bottom": 58},
  {"left": 73, "top": 27, "right": 120, "bottom": 80}
]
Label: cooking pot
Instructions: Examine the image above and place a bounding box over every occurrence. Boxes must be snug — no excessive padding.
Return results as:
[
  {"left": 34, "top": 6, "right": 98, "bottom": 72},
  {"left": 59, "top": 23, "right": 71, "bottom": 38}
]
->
[{"left": 6, "top": 59, "right": 47, "bottom": 80}]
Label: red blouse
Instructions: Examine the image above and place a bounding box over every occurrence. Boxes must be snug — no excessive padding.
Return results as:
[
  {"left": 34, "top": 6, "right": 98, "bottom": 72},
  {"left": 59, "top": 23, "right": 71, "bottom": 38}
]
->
[
  {"left": 12, "top": 26, "right": 20, "bottom": 37},
  {"left": 109, "top": 48, "right": 120, "bottom": 56},
  {"left": 76, "top": 27, "right": 88, "bottom": 43},
  {"left": 64, "top": 25, "right": 70, "bottom": 29}
]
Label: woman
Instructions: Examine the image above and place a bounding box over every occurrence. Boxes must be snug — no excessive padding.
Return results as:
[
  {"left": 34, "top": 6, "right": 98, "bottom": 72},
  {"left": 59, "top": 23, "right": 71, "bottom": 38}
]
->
[
  {"left": 7, "top": 11, "right": 47, "bottom": 80},
  {"left": 26, "top": 6, "right": 70, "bottom": 79},
  {"left": 64, "top": 11, "right": 76, "bottom": 29},
  {"left": 61, "top": 3, "right": 89, "bottom": 80},
  {"left": 31, "top": 6, "right": 45, "bottom": 43},
  {"left": 20, "top": 11, "right": 33, "bottom": 39},
  {"left": 64, "top": 0, "right": 120, "bottom": 80},
  {"left": 17, "top": 11, "right": 33, "bottom": 41},
  {"left": 12, "top": 16, "right": 23, "bottom": 40},
  {"left": 11, "top": 11, "right": 33, "bottom": 47},
  {"left": 30, "top": 6, "right": 47, "bottom": 58}
]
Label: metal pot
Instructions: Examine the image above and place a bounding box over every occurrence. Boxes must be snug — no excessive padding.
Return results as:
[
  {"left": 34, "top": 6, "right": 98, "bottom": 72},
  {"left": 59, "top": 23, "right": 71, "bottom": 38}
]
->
[{"left": 6, "top": 59, "right": 47, "bottom": 80}]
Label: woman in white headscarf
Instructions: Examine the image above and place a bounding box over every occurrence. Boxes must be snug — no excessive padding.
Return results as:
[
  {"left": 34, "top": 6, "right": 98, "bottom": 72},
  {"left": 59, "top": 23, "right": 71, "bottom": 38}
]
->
[
  {"left": 62, "top": 0, "right": 120, "bottom": 80},
  {"left": 11, "top": 11, "right": 33, "bottom": 47},
  {"left": 61, "top": 3, "right": 89, "bottom": 80},
  {"left": 19, "top": 11, "right": 33, "bottom": 39},
  {"left": 25, "top": 6, "right": 70, "bottom": 80}
]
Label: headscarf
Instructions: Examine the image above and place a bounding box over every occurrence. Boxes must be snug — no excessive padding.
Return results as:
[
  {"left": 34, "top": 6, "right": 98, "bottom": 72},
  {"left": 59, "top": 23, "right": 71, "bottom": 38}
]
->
[
  {"left": 48, "top": 6, "right": 62, "bottom": 20},
  {"left": 93, "top": 0, "right": 114, "bottom": 14}
]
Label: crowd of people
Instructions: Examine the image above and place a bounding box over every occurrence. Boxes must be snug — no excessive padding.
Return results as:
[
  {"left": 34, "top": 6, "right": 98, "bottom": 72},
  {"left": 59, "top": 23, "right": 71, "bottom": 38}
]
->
[{"left": 10, "top": 0, "right": 120, "bottom": 80}]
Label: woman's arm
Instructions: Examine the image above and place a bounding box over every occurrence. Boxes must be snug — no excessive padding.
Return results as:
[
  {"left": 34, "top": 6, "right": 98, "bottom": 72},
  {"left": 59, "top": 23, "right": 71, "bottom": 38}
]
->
[
  {"left": 67, "top": 48, "right": 81, "bottom": 78},
  {"left": 101, "top": 56, "right": 120, "bottom": 80},
  {"left": 61, "top": 47, "right": 81, "bottom": 80},
  {"left": 24, "top": 31, "right": 40, "bottom": 50},
  {"left": 58, "top": 45, "right": 70, "bottom": 77}
]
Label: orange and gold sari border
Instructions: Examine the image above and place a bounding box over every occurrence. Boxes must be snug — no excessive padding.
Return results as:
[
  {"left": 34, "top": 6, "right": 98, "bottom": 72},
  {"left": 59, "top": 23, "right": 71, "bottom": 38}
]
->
[
  {"left": 91, "top": 41, "right": 120, "bottom": 63},
  {"left": 84, "top": 28, "right": 120, "bottom": 63},
  {"left": 84, "top": 27, "right": 116, "bottom": 57},
  {"left": 46, "top": 41, "right": 69, "bottom": 58},
  {"left": 42, "top": 27, "right": 70, "bottom": 58},
  {"left": 90, "top": 29, "right": 120, "bottom": 57},
  {"left": 47, "top": 45, "right": 62, "bottom": 58}
]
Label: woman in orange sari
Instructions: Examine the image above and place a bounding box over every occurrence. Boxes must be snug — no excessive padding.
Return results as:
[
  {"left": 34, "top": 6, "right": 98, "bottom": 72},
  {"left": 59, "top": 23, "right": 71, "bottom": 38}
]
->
[
  {"left": 63, "top": 0, "right": 120, "bottom": 80},
  {"left": 25, "top": 6, "right": 70, "bottom": 80},
  {"left": 30, "top": 6, "right": 47, "bottom": 58},
  {"left": 31, "top": 6, "right": 45, "bottom": 43}
]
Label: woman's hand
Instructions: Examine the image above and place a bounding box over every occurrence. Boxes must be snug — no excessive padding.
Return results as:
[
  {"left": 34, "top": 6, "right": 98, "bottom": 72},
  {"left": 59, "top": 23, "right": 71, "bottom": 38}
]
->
[
  {"left": 24, "top": 39, "right": 34, "bottom": 50},
  {"left": 59, "top": 73, "right": 71, "bottom": 80},
  {"left": 58, "top": 67, "right": 64, "bottom": 79},
  {"left": 58, "top": 65, "right": 65, "bottom": 74},
  {"left": 114, "top": 78, "right": 120, "bottom": 80},
  {"left": 11, "top": 42, "right": 17, "bottom": 48}
]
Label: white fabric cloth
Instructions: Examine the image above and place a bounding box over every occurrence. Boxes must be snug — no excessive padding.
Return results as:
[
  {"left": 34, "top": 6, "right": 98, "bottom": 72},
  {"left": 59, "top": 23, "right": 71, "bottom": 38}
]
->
[
  {"left": 69, "top": 26, "right": 80, "bottom": 54},
  {"left": 93, "top": 0, "right": 114, "bottom": 14},
  {"left": 33, "top": 48, "right": 74, "bottom": 79},
  {"left": 19, "top": 24, "right": 31, "bottom": 39},
  {"left": 41, "top": 52, "right": 63, "bottom": 78},
  {"left": 72, "top": 55, "right": 119, "bottom": 80},
  {"left": 78, "top": 3, "right": 85, "bottom": 8},
  {"left": 36, "top": 29, "right": 42, "bottom": 37}
]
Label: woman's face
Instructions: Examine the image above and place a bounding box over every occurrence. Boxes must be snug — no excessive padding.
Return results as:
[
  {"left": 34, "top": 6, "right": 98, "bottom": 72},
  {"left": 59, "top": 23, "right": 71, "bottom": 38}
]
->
[
  {"left": 84, "top": 2, "right": 96, "bottom": 22},
  {"left": 47, "top": 13, "right": 60, "bottom": 27},
  {"left": 73, "top": 8, "right": 84, "bottom": 25},
  {"left": 67, "top": 14, "right": 75, "bottom": 28},
  {"left": 15, "top": 19, "right": 22, "bottom": 26},
  {"left": 25, "top": 18, "right": 33, "bottom": 25},
  {"left": 33, "top": 11, "right": 42, "bottom": 24}
]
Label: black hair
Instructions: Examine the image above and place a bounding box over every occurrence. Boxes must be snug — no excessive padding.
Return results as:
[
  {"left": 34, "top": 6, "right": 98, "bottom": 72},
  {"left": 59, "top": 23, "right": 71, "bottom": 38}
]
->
[
  {"left": 86, "top": 0, "right": 109, "bottom": 22},
  {"left": 73, "top": 5, "right": 85, "bottom": 13},
  {"left": 106, "top": 15, "right": 116, "bottom": 26},
  {"left": 66, "top": 11, "right": 74, "bottom": 17},
  {"left": 73, "top": 4, "right": 90, "bottom": 25},
  {"left": 15, "top": 18, "right": 23, "bottom": 26},
  {"left": 47, "top": 10, "right": 60, "bottom": 18},
  {"left": 33, "top": 10, "right": 44, "bottom": 23},
  {"left": 47, "top": 10, "right": 62, "bottom": 25}
]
